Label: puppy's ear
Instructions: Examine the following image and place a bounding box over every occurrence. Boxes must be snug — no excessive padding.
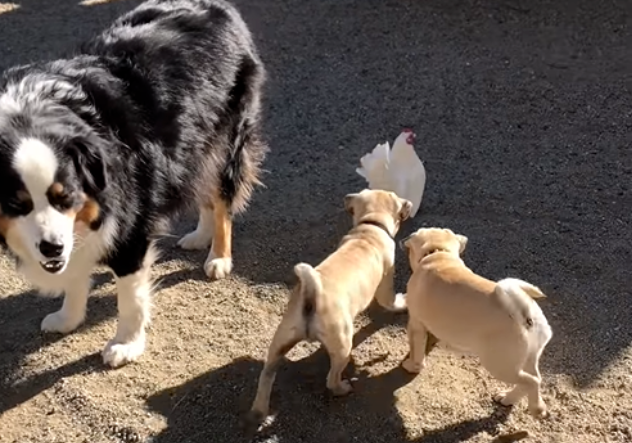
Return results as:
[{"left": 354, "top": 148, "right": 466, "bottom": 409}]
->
[
  {"left": 70, "top": 139, "right": 108, "bottom": 195},
  {"left": 456, "top": 234, "right": 468, "bottom": 254},
  {"left": 399, "top": 198, "right": 413, "bottom": 221},
  {"left": 344, "top": 193, "right": 359, "bottom": 215},
  {"left": 398, "top": 233, "right": 413, "bottom": 251}
]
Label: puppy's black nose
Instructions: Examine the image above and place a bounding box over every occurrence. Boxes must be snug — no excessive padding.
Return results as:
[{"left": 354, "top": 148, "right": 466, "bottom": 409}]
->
[{"left": 39, "top": 240, "right": 64, "bottom": 258}]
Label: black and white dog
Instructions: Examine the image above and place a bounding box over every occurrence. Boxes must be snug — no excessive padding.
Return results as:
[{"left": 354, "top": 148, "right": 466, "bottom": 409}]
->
[{"left": 0, "top": 0, "right": 267, "bottom": 367}]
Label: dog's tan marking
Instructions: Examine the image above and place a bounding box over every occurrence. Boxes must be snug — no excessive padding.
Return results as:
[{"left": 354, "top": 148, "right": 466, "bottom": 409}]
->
[
  {"left": 63, "top": 193, "right": 100, "bottom": 226},
  {"left": 209, "top": 194, "right": 232, "bottom": 260},
  {"left": 48, "top": 182, "right": 65, "bottom": 198},
  {"left": 0, "top": 214, "right": 13, "bottom": 237},
  {"left": 75, "top": 198, "right": 101, "bottom": 225}
]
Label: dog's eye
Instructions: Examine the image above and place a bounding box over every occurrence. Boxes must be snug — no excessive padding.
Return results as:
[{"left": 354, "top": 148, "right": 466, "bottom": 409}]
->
[
  {"left": 4, "top": 192, "right": 33, "bottom": 216},
  {"left": 49, "top": 192, "right": 77, "bottom": 211}
]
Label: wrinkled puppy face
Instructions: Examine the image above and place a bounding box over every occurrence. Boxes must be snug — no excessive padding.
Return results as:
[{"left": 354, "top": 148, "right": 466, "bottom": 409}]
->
[
  {"left": 400, "top": 227, "right": 468, "bottom": 271},
  {"left": 343, "top": 189, "right": 412, "bottom": 235},
  {"left": 0, "top": 133, "right": 106, "bottom": 275}
]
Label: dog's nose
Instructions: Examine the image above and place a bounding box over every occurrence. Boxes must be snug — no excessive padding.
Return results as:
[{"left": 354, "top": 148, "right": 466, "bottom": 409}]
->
[{"left": 39, "top": 240, "right": 64, "bottom": 258}]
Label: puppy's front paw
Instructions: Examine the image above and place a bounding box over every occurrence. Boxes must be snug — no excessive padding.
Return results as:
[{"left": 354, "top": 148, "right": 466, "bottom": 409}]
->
[
  {"left": 402, "top": 357, "right": 424, "bottom": 374},
  {"left": 529, "top": 402, "right": 549, "bottom": 419},
  {"left": 392, "top": 292, "right": 408, "bottom": 311},
  {"left": 178, "top": 229, "right": 212, "bottom": 250},
  {"left": 330, "top": 379, "right": 354, "bottom": 396},
  {"left": 493, "top": 391, "right": 515, "bottom": 406},
  {"left": 244, "top": 409, "right": 268, "bottom": 434},
  {"left": 102, "top": 336, "right": 145, "bottom": 368},
  {"left": 41, "top": 310, "right": 84, "bottom": 334},
  {"left": 204, "top": 256, "right": 233, "bottom": 280}
]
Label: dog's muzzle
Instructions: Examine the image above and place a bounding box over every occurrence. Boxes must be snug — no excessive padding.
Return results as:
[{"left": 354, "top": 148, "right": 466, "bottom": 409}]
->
[{"left": 38, "top": 240, "right": 67, "bottom": 274}]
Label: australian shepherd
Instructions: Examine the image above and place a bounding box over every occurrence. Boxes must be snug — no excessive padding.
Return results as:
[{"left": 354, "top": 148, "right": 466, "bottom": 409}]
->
[{"left": 0, "top": 0, "right": 267, "bottom": 367}]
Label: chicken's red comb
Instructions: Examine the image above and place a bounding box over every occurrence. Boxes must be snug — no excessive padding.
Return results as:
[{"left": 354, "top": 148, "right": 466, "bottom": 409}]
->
[{"left": 402, "top": 128, "right": 416, "bottom": 144}]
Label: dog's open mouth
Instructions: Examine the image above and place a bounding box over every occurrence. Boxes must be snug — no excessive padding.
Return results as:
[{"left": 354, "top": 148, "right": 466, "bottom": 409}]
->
[{"left": 40, "top": 260, "right": 66, "bottom": 274}]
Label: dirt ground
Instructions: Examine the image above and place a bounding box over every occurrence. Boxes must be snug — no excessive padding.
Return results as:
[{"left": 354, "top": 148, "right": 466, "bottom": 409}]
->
[{"left": 1, "top": 0, "right": 631, "bottom": 442}]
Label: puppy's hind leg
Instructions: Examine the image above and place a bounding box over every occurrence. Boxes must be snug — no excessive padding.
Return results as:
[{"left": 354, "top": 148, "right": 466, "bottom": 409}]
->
[
  {"left": 402, "top": 319, "right": 429, "bottom": 374},
  {"left": 322, "top": 319, "right": 354, "bottom": 396},
  {"left": 178, "top": 205, "right": 214, "bottom": 250},
  {"left": 485, "top": 350, "right": 547, "bottom": 418},
  {"left": 249, "top": 313, "right": 304, "bottom": 427}
]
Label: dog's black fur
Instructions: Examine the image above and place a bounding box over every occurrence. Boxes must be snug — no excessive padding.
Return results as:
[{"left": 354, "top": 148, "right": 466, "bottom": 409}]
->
[{"left": 0, "top": 0, "right": 267, "bottom": 278}]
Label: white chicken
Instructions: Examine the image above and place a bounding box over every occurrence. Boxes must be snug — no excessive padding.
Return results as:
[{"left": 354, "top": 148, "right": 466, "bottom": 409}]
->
[{"left": 355, "top": 129, "right": 426, "bottom": 218}]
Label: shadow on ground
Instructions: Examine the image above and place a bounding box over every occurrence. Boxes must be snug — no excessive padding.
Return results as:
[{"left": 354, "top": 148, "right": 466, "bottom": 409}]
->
[
  {"left": 145, "top": 352, "right": 515, "bottom": 443},
  {"left": 0, "top": 272, "right": 116, "bottom": 414}
]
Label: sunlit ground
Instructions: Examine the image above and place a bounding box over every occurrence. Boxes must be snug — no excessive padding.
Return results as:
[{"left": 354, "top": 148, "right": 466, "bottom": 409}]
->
[{"left": 0, "top": 2, "right": 19, "bottom": 15}]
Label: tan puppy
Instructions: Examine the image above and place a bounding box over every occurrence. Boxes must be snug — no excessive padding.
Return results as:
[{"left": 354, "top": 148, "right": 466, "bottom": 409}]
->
[
  {"left": 399, "top": 227, "right": 553, "bottom": 418},
  {"left": 248, "top": 189, "right": 412, "bottom": 425}
]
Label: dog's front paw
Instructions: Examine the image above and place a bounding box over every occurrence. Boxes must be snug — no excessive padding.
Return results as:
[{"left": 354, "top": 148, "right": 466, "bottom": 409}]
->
[
  {"left": 392, "top": 292, "right": 408, "bottom": 311},
  {"left": 402, "top": 357, "right": 424, "bottom": 374},
  {"left": 244, "top": 409, "right": 269, "bottom": 434},
  {"left": 178, "top": 229, "right": 212, "bottom": 250},
  {"left": 41, "top": 310, "right": 84, "bottom": 334},
  {"left": 493, "top": 391, "right": 514, "bottom": 406},
  {"left": 204, "top": 256, "right": 233, "bottom": 280},
  {"left": 102, "top": 336, "right": 145, "bottom": 368},
  {"left": 330, "top": 379, "right": 354, "bottom": 396},
  {"left": 529, "top": 401, "right": 549, "bottom": 419}
]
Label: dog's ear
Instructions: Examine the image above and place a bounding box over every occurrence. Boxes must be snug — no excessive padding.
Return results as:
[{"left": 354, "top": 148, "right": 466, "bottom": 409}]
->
[
  {"left": 399, "top": 198, "right": 413, "bottom": 221},
  {"left": 70, "top": 139, "right": 108, "bottom": 194},
  {"left": 456, "top": 234, "right": 468, "bottom": 254},
  {"left": 343, "top": 193, "right": 359, "bottom": 215},
  {"left": 398, "top": 233, "right": 413, "bottom": 251}
]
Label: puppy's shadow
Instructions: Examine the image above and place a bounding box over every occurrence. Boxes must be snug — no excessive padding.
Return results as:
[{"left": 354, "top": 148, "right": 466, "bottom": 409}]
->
[
  {"left": 0, "top": 271, "right": 118, "bottom": 415},
  {"left": 146, "top": 313, "right": 512, "bottom": 443},
  {"left": 146, "top": 347, "right": 515, "bottom": 443}
]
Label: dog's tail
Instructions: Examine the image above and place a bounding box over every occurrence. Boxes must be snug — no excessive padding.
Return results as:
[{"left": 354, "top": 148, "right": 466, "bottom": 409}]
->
[
  {"left": 493, "top": 278, "right": 547, "bottom": 328},
  {"left": 219, "top": 54, "right": 269, "bottom": 214},
  {"left": 293, "top": 263, "right": 323, "bottom": 320},
  {"left": 514, "top": 279, "right": 547, "bottom": 300}
]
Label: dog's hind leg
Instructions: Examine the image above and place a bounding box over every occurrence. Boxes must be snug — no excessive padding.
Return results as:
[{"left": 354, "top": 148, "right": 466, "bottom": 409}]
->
[
  {"left": 177, "top": 205, "right": 214, "bottom": 250},
  {"left": 249, "top": 313, "right": 304, "bottom": 426},
  {"left": 202, "top": 193, "right": 233, "bottom": 280},
  {"left": 402, "top": 319, "right": 429, "bottom": 374},
  {"left": 485, "top": 350, "right": 548, "bottom": 418},
  {"left": 322, "top": 319, "right": 354, "bottom": 396}
]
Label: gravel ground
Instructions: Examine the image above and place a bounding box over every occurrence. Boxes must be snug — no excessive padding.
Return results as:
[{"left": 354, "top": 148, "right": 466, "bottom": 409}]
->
[{"left": 0, "top": 0, "right": 631, "bottom": 442}]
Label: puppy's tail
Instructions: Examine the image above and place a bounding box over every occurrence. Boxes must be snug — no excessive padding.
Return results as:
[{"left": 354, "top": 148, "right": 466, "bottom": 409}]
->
[
  {"left": 219, "top": 55, "right": 269, "bottom": 214},
  {"left": 294, "top": 263, "right": 323, "bottom": 320},
  {"left": 493, "top": 278, "right": 547, "bottom": 329},
  {"left": 515, "top": 280, "right": 547, "bottom": 300}
]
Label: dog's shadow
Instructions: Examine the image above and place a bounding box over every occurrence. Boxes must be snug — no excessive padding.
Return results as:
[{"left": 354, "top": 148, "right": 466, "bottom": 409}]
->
[
  {"left": 146, "top": 317, "right": 516, "bottom": 443},
  {"left": 0, "top": 271, "right": 117, "bottom": 415},
  {"left": 145, "top": 359, "right": 516, "bottom": 443}
]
